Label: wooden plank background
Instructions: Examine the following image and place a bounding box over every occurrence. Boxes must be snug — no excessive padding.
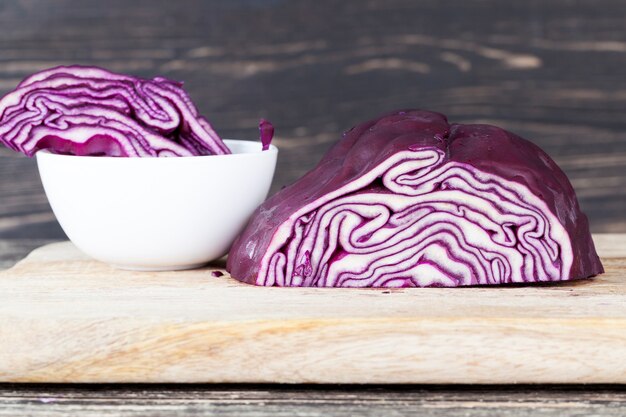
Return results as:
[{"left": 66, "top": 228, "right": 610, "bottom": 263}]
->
[{"left": 0, "top": 0, "right": 624, "bottom": 239}]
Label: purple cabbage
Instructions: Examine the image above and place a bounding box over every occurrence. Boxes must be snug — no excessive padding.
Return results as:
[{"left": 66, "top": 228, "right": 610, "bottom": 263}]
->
[
  {"left": 259, "top": 119, "right": 274, "bottom": 151},
  {"left": 228, "top": 110, "right": 603, "bottom": 287},
  {"left": 0, "top": 65, "right": 230, "bottom": 157}
]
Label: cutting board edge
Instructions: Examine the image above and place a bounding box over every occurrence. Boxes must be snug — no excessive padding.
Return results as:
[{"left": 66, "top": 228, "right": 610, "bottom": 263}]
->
[{"left": 1, "top": 315, "right": 625, "bottom": 384}]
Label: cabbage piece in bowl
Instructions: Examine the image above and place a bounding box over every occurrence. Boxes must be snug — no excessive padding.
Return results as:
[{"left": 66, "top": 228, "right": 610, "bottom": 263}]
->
[{"left": 0, "top": 65, "right": 230, "bottom": 157}]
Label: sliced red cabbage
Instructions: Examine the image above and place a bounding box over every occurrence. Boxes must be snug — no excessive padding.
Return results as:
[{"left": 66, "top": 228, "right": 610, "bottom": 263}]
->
[
  {"left": 259, "top": 119, "right": 274, "bottom": 151},
  {"left": 228, "top": 110, "right": 603, "bottom": 287},
  {"left": 0, "top": 65, "right": 230, "bottom": 157}
]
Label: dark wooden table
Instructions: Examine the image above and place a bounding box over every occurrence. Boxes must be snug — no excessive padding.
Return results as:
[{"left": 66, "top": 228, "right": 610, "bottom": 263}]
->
[
  {"left": 1, "top": 0, "right": 625, "bottom": 415},
  {"left": 0, "top": 383, "right": 625, "bottom": 417}
]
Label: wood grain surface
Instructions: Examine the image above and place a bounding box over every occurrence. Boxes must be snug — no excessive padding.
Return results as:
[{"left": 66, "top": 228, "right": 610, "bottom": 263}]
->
[
  {"left": 0, "top": 0, "right": 624, "bottom": 240},
  {"left": 0, "top": 234, "right": 623, "bottom": 384},
  {"left": 0, "top": 383, "right": 625, "bottom": 417}
]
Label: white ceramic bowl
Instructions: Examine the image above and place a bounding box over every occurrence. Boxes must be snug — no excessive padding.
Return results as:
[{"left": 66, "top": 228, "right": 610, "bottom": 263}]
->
[{"left": 36, "top": 140, "right": 278, "bottom": 271}]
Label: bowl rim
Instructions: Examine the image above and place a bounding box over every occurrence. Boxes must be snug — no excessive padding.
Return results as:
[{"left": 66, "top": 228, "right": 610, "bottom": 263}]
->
[{"left": 35, "top": 139, "right": 278, "bottom": 160}]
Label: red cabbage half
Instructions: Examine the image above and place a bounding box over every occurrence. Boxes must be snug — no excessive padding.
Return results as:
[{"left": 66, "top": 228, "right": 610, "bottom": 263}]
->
[
  {"left": 228, "top": 110, "right": 603, "bottom": 287},
  {"left": 0, "top": 66, "right": 230, "bottom": 157}
]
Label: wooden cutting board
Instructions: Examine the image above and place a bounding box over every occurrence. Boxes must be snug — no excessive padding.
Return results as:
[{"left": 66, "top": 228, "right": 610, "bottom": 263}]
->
[{"left": 0, "top": 234, "right": 625, "bottom": 384}]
